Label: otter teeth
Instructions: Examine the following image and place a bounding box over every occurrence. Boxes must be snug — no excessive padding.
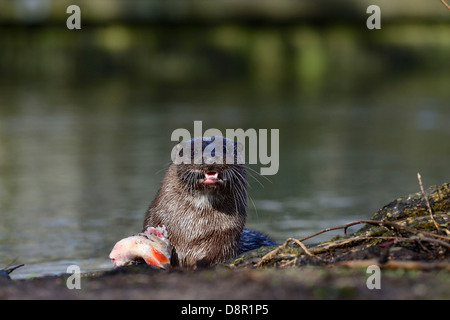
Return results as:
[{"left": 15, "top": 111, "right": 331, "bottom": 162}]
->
[{"left": 203, "top": 171, "right": 219, "bottom": 185}]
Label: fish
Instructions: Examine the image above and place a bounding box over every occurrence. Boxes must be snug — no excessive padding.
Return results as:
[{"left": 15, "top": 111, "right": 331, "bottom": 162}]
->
[{"left": 109, "top": 226, "right": 171, "bottom": 269}]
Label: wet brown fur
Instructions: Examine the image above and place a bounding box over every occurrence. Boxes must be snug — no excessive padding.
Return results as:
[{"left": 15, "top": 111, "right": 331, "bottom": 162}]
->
[{"left": 143, "top": 137, "right": 247, "bottom": 267}]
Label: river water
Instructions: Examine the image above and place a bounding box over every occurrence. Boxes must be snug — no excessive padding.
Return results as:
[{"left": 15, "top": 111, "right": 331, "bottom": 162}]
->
[{"left": 0, "top": 76, "right": 449, "bottom": 279}]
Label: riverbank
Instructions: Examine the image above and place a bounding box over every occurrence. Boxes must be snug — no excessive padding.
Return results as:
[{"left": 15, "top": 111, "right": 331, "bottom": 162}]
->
[
  {"left": 1, "top": 182, "right": 449, "bottom": 300},
  {"left": 1, "top": 264, "right": 449, "bottom": 299}
]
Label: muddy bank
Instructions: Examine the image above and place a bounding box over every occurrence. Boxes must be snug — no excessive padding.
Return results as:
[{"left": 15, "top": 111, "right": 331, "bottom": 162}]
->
[
  {"left": 1, "top": 183, "right": 449, "bottom": 300},
  {"left": 1, "top": 264, "right": 449, "bottom": 300},
  {"left": 236, "top": 182, "right": 450, "bottom": 270}
]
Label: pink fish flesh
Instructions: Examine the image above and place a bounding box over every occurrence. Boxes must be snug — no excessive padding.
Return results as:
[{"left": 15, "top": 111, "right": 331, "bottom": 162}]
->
[{"left": 109, "top": 226, "right": 171, "bottom": 269}]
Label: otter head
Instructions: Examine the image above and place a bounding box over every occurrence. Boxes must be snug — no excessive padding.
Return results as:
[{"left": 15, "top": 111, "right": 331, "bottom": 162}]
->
[{"left": 172, "top": 136, "right": 247, "bottom": 198}]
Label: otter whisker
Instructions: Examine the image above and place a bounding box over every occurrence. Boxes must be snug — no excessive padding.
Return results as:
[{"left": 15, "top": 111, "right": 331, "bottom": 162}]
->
[
  {"left": 230, "top": 167, "right": 249, "bottom": 191},
  {"left": 244, "top": 165, "right": 272, "bottom": 184},
  {"left": 247, "top": 194, "right": 259, "bottom": 219},
  {"left": 155, "top": 162, "right": 172, "bottom": 175}
]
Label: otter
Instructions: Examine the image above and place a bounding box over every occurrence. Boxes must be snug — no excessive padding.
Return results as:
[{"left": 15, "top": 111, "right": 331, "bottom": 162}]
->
[{"left": 143, "top": 136, "right": 275, "bottom": 267}]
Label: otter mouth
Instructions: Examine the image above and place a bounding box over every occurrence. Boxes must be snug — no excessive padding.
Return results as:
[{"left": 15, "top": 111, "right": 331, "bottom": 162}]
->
[{"left": 200, "top": 170, "right": 222, "bottom": 186}]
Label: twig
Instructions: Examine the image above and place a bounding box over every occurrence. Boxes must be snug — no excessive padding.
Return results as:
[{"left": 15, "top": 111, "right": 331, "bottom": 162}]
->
[
  {"left": 256, "top": 237, "right": 322, "bottom": 267},
  {"left": 417, "top": 173, "right": 441, "bottom": 233},
  {"left": 296, "top": 224, "right": 354, "bottom": 242},
  {"left": 286, "top": 238, "right": 319, "bottom": 258},
  {"left": 4, "top": 264, "right": 25, "bottom": 274},
  {"left": 256, "top": 219, "right": 450, "bottom": 267},
  {"left": 298, "top": 219, "right": 404, "bottom": 242},
  {"left": 417, "top": 234, "right": 450, "bottom": 250},
  {"left": 255, "top": 239, "right": 289, "bottom": 267},
  {"left": 440, "top": 0, "right": 450, "bottom": 10}
]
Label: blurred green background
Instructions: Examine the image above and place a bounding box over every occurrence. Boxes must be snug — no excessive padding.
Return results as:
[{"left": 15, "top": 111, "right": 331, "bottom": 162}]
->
[{"left": 0, "top": 0, "right": 449, "bottom": 278}]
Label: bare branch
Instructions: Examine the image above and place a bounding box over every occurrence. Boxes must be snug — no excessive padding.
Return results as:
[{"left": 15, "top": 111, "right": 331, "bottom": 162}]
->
[
  {"left": 440, "top": 0, "right": 450, "bottom": 10},
  {"left": 417, "top": 173, "right": 441, "bottom": 233}
]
